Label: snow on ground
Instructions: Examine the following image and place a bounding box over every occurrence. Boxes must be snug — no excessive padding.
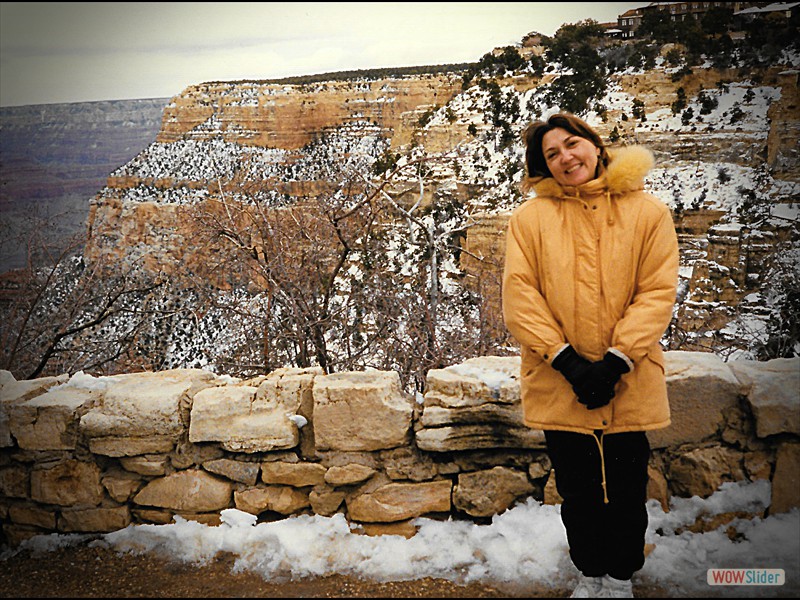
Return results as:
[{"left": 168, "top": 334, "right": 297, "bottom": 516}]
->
[{"left": 4, "top": 480, "right": 798, "bottom": 597}]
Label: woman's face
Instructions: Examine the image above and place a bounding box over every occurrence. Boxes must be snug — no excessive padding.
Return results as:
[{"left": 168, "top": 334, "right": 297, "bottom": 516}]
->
[{"left": 541, "top": 127, "right": 600, "bottom": 187}]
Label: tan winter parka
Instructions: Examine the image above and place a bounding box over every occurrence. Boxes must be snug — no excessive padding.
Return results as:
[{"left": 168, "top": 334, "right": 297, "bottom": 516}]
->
[{"left": 502, "top": 145, "right": 679, "bottom": 435}]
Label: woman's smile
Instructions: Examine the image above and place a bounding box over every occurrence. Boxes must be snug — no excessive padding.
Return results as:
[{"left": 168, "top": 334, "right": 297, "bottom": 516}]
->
[{"left": 542, "top": 127, "right": 600, "bottom": 186}]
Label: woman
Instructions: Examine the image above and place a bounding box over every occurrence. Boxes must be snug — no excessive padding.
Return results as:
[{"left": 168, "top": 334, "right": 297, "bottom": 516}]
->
[{"left": 502, "top": 113, "right": 679, "bottom": 598}]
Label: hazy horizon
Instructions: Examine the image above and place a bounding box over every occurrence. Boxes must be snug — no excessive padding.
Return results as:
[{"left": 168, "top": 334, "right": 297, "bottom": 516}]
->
[{"left": 0, "top": 2, "right": 643, "bottom": 108}]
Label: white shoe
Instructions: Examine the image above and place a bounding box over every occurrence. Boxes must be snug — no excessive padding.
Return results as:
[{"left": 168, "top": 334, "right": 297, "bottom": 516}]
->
[
  {"left": 570, "top": 574, "right": 604, "bottom": 598},
  {"left": 597, "top": 575, "right": 634, "bottom": 598}
]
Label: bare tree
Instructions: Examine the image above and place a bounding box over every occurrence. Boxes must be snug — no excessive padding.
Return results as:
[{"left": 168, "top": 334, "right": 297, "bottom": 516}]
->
[
  {"left": 188, "top": 159, "right": 394, "bottom": 375},
  {"left": 0, "top": 228, "right": 174, "bottom": 379},
  {"left": 183, "top": 148, "right": 503, "bottom": 389}
]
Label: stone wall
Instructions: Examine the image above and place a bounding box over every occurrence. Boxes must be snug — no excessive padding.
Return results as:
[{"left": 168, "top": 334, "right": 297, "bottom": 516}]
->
[{"left": 1, "top": 352, "right": 798, "bottom": 547}]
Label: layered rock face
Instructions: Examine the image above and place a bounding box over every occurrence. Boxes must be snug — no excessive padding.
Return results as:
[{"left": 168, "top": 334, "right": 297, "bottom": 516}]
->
[
  {"left": 1, "top": 353, "right": 798, "bottom": 545},
  {"left": 83, "top": 74, "right": 465, "bottom": 281},
  {"left": 0, "top": 99, "right": 167, "bottom": 271},
  {"left": 157, "top": 77, "right": 464, "bottom": 150},
  {"left": 79, "top": 60, "right": 799, "bottom": 361}
]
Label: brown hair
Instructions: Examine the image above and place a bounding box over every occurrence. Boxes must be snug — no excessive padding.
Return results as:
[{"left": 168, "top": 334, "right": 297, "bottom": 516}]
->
[{"left": 522, "top": 112, "right": 609, "bottom": 182}]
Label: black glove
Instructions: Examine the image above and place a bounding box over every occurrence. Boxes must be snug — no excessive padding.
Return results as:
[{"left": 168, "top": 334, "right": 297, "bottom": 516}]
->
[
  {"left": 579, "top": 351, "right": 632, "bottom": 410},
  {"left": 591, "top": 351, "right": 631, "bottom": 388},
  {"left": 575, "top": 379, "right": 616, "bottom": 410},
  {"left": 551, "top": 344, "right": 594, "bottom": 397},
  {"left": 552, "top": 346, "right": 629, "bottom": 410}
]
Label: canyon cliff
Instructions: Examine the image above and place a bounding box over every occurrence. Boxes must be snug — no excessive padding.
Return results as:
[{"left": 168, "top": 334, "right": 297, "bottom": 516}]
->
[
  {"left": 82, "top": 50, "right": 799, "bottom": 371},
  {"left": 0, "top": 99, "right": 167, "bottom": 271}
]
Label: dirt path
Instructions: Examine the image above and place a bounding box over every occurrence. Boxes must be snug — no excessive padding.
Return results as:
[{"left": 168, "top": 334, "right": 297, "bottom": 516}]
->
[
  {"left": 0, "top": 541, "right": 687, "bottom": 598},
  {"left": 0, "top": 543, "right": 559, "bottom": 598}
]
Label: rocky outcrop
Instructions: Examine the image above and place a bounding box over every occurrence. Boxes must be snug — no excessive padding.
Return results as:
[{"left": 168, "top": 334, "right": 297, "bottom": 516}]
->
[
  {"left": 158, "top": 77, "right": 464, "bottom": 150},
  {"left": 1, "top": 353, "right": 797, "bottom": 547}
]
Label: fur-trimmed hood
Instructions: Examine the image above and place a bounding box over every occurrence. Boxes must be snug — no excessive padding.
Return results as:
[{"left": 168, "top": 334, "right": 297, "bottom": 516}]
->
[{"left": 525, "top": 145, "right": 655, "bottom": 199}]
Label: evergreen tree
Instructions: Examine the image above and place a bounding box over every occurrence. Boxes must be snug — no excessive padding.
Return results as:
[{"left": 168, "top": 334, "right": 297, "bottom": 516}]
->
[{"left": 542, "top": 19, "right": 608, "bottom": 114}]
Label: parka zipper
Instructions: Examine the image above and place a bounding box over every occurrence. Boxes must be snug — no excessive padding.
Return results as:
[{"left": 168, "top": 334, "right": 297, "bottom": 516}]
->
[{"left": 591, "top": 195, "right": 604, "bottom": 360}]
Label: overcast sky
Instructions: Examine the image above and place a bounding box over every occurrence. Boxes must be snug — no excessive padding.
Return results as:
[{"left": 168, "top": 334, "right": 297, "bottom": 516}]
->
[{"left": 0, "top": 2, "right": 644, "bottom": 107}]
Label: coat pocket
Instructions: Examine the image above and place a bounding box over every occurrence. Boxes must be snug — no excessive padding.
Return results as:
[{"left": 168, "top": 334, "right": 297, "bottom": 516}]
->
[{"left": 646, "top": 345, "right": 666, "bottom": 374}]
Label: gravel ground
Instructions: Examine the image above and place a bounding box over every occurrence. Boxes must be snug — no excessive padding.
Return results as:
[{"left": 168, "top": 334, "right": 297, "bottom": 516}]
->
[
  {"left": 0, "top": 542, "right": 553, "bottom": 598},
  {"left": 0, "top": 540, "right": 680, "bottom": 598}
]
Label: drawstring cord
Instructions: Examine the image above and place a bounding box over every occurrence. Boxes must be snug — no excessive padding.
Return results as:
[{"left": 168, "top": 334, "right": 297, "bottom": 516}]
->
[
  {"left": 593, "top": 430, "right": 610, "bottom": 504},
  {"left": 562, "top": 188, "right": 614, "bottom": 226}
]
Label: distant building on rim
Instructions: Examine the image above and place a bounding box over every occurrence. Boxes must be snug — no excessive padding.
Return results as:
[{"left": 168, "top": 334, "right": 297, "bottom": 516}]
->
[{"left": 607, "top": 1, "right": 794, "bottom": 39}]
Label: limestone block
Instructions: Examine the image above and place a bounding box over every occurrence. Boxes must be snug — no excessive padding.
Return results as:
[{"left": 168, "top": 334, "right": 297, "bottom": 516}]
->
[
  {"left": 172, "top": 439, "right": 225, "bottom": 469},
  {"left": 175, "top": 512, "right": 222, "bottom": 526},
  {"left": 0, "top": 370, "right": 15, "bottom": 389},
  {"left": 543, "top": 470, "right": 563, "bottom": 505},
  {"left": 257, "top": 367, "right": 320, "bottom": 409},
  {"left": 415, "top": 423, "right": 545, "bottom": 452},
  {"left": 418, "top": 356, "right": 541, "bottom": 452},
  {"left": 264, "top": 486, "right": 312, "bottom": 514},
  {"left": 189, "top": 372, "right": 312, "bottom": 452},
  {"left": 8, "top": 386, "right": 97, "bottom": 451},
  {"left": 58, "top": 506, "right": 131, "bottom": 533},
  {"left": 743, "top": 450, "right": 772, "bottom": 482},
  {"left": 80, "top": 369, "right": 216, "bottom": 456},
  {"left": 30, "top": 460, "right": 104, "bottom": 507},
  {"left": 346, "top": 479, "right": 452, "bottom": 522},
  {"left": 132, "top": 508, "right": 173, "bottom": 524},
  {"left": 132, "top": 469, "right": 232, "bottom": 512},
  {"left": 1, "top": 374, "right": 68, "bottom": 447},
  {"left": 87, "top": 435, "right": 175, "bottom": 457},
  {"left": 0, "top": 374, "right": 67, "bottom": 404},
  {"left": 453, "top": 466, "right": 534, "bottom": 518},
  {"left": 528, "top": 455, "right": 552, "bottom": 480},
  {"left": 668, "top": 445, "right": 746, "bottom": 498},
  {"left": 8, "top": 504, "right": 56, "bottom": 529},
  {"left": 313, "top": 371, "right": 414, "bottom": 452},
  {"left": 649, "top": 351, "right": 741, "bottom": 449},
  {"left": 233, "top": 485, "right": 310, "bottom": 515},
  {"left": 729, "top": 357, "right": 800, "bottom": 438},
  {"left": 424, "top": 356, "right": 521, "bottom": 408},
  {"left": 102, "top": 472, "right": 144, "bottom": 503},
  {"left": 309, "top": 485, "right": 345, "bottom": 516},
  {"left": 0, "top": 465, "right": 29, "bottom": 499},
  {"left": 451, "top": 449, "right": 540, "bottom": 473},
  {"left": 382, "top": 446, "right": 439, "bottom": 482},
  {"left": 324, "top": 464, "right": 376, "bottom": 486},
  {"left": 357, "top": 520, "right": 419, "bottom": 539},
  {"left": 420, "top": 403, "right": 526, "bottom": 428},
  {"left": 0, "top": 371, "right": 14, "bottom": 447},
  {"left": 260, "top": 462, "right": 327, "bottom": 486},
  {"left": 119, "top": 454, "right": 169, "bottom": 476},
  {"left": 203, "top": 458, "right": 260, "bottom": 485},
  {"left": 770, "top": 442, "right": 800, "bottom": 515},
  {"left": 234, "top": 487, "right": 270, "bottom": 515},
  {"left": 259, "top": 367, "right": 320, "bottom": 458}
]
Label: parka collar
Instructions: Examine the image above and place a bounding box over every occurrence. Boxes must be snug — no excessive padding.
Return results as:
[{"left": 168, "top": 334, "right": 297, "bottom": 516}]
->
[{"left": 528, "top": 145, "right": 655, "bottom": 200}]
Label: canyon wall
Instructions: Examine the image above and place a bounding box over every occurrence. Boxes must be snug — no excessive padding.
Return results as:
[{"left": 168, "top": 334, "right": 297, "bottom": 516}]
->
[
  {"left": 82, "top": 63, "right": 799, "bottom": 329},
  {"left": 0, "top": 99, "right": 167, "bottom": 272}
]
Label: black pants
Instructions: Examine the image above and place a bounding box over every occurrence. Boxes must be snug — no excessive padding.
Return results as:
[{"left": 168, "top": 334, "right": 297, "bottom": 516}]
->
[{"left": 545, "top": 429, "right": 650, "bottom": 581}]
